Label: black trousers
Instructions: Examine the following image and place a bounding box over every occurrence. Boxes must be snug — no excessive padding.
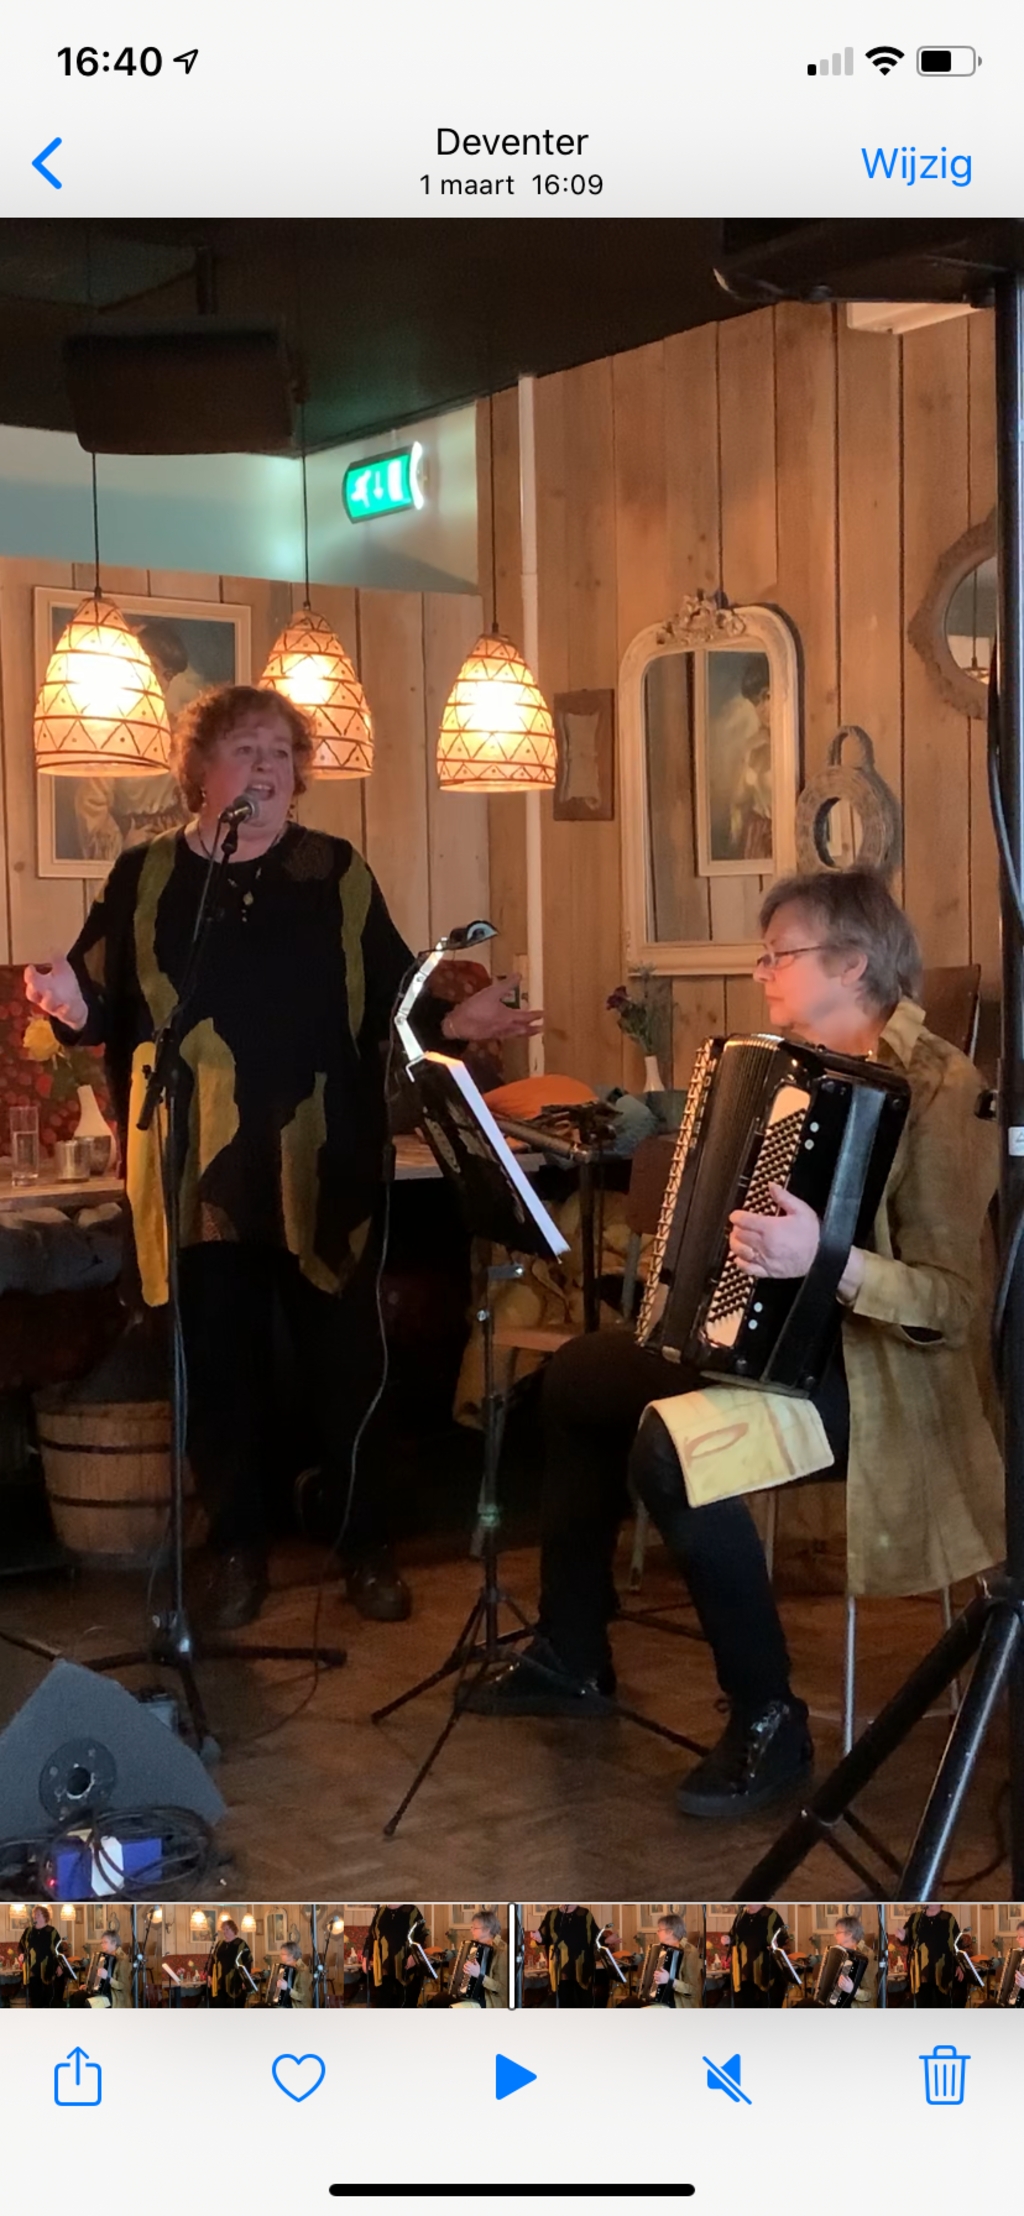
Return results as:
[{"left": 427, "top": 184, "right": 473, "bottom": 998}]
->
[
  {"left": 178, "top": 1242, "right": 389, "bottom": 1556},
  {"left": 537, "top": 1324, "right": 849, "bottom": 1715}
]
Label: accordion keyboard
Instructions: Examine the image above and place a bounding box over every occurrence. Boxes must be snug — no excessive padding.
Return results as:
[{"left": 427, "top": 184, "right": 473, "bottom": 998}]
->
[{"left": 703, "top": 1088, "right": 809, "bottom": 1344}]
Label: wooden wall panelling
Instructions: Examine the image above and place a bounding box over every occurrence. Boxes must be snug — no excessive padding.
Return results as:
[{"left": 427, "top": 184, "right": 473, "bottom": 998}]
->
[
  {"left": 671, "top": 975, "right": 726, "bottom": 1086},
  {"left": 835, "top": 320, "right": 905, "bottom": 903},
  {"left": 613, "top": 340, "right": 671, "bottom": 1087},
  {"left": 664, "top": 323, "right": 721, "bottom": 605},
  {"left": 564, "top": 355, "right": 621, "bottom": 1085},
  {"left": 901, "top": 320, "right": 971, "bottom": 965},
  {"left": 422, "top": 589, "right": 489, "bottom": 949},
  {"left": 714, "top": 308, "right": 778, "bottom": 946},
  {"left": 359, "top": 590, "right": 431, "bottom": 953},
  {"left": 723, "top": 975, "right": 767, "bottom": 1034},
  {"left": 662, "top": 322, "right": 723, "bottom": 1061},
  {"left": 483, "top": 392, "right": 530, "bottom": 1036},
  {"left": 535, "top": 371, "right": 575, "bottom": 1077},
  {"left": 718, "top": 309, "right": 778, "bottom": 605},
  {"left": 966, "top": 312, "right": 1001, "bottom": 1028},
  {"left": 774, "top": 303, "right": 840, "bottom": 783},
  {"left": 220, "top": 571, "right": 292, "bottom": 686}
]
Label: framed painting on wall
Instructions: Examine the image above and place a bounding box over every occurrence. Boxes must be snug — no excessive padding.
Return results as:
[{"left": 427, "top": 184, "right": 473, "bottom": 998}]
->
[{"left": 34, "top": 590, "right": 252, "bottom": 879}]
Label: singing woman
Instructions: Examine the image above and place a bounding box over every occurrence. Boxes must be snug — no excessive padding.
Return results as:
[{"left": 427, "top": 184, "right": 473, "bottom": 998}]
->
[
  {"left": 18, "top": 1907, "right": 68, "bottom": 2009},
  {"left": 362, "top": 1905, "right": 429, "bottom": 2008},
  {"left": 206, "top": 1918, "right": 255, "bottom": 2009},
  {"left": 729, "top": 1905, "right": 795, "bottom": 2009},
  {"left": 481, "top": 870, "right": 1004, "bottom": 1820},
  {"left": 24, "top": 685, "right": 538, "bottom": 1632},
  {"left": 535, "top": 1905, "right": 601, "bottom": 2009},
  {"left": 897, "top": 1906, "right": 962, "bottom": 2006}
]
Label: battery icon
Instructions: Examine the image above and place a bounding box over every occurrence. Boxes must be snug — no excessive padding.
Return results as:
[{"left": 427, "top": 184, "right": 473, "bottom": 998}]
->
[{"left": 917, "top": 45, "right": 979, "bottom": 73}]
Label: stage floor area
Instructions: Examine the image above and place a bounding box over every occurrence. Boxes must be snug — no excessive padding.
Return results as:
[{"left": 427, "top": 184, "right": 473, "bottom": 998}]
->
[{"left": 0, "top": 1541, "right": 1009, "bottom": 1900}]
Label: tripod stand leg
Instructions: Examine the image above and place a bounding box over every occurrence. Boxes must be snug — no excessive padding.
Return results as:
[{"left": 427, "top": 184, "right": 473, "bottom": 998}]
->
[
  {"left": 900, "top": 1602, "right": 1024, "bottom": 1893},
  {"left": 736, "top": 1587, "right": 989, "bottom": 1898},
  {"left": 371, "top": 1594, "right": 487, "bottom": 1725},
  {"left": 381, "top": 1644, "right": 491, "bottom": 1837}
]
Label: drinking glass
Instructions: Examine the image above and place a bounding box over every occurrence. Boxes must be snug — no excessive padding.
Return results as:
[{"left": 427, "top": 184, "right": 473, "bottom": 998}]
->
[{"left": 9, "top": 1104, "right": 40, "bottom": 1186}]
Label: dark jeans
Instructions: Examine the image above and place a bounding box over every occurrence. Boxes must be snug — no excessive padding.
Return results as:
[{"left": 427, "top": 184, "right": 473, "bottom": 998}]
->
[
  {"left": 538, "top": 1325, "right": 849, "bottom": 1715},
  {"left": 178, "top": 1242, "right": 389, "bottom": 1557}
]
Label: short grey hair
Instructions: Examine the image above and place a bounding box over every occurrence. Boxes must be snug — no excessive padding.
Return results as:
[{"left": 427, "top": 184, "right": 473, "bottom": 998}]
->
[
  {"left": 759, "top": 869, "right": 922, "bottom": 1013},
  {"left": 835, "top": 1916, "right": 864, "bottom": 1945}
]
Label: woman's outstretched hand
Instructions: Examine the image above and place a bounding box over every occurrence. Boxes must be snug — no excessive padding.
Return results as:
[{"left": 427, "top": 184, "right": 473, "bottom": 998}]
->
[
  {"left": 444, "top": 973, "right": 544, "bottom": 1042},
  {"left": 23, "top": 955, "right": 88, "bottom": 1035}
]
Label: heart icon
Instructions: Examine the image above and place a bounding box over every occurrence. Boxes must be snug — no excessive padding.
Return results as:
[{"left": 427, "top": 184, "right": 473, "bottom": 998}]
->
[{"left": 272, "top": 2052, "right": 326, "bottom": 2102}]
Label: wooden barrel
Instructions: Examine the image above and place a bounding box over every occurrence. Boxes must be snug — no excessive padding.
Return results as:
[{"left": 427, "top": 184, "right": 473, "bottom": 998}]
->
[{"left": 34, "top": 1397, "right": 199, "bottom": 1568}]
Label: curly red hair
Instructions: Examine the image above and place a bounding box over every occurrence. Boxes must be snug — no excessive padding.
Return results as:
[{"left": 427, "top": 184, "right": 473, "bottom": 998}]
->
[{"left": 170, "top": 684, "right": 316, "bottom": 811}]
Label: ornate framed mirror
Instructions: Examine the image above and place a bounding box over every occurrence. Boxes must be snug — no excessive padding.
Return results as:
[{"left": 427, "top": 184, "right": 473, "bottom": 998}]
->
[
  {"left": 619, "top": 595, "right": 801, "bottom": 976},
  {"left": 908, "top": 509, "right": 995, "bottom": 721}
]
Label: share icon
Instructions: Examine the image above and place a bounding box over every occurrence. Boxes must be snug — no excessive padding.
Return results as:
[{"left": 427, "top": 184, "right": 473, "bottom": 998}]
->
[{"left": 703, "top": 2053, "right": 751, "bottom": 2105}]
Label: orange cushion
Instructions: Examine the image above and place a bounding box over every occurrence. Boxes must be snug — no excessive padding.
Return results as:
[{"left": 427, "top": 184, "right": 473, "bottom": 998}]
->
[{"left": 483, "top": 1074, "right": 598, "bottom": 1118}]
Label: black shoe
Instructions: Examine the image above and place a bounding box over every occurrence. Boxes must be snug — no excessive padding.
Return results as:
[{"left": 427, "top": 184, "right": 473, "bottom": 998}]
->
[
  {"left": 676, "top": 1698, "right": 812, "bottom": 1819},
  {"left": 343, "top": 1547, "right": 412, "bottom": 1622},
  {"left": 195, "top": 1547, "right": 269, "bottom": 1634},
  {"left": 462, "top": 1638, "right": 617, "bottom": 1717}
]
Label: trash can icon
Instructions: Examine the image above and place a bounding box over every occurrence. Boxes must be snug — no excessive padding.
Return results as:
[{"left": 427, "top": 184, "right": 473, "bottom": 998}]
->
[{"left": 921, "top": 2044, "right": 969, "bottom": 2106}]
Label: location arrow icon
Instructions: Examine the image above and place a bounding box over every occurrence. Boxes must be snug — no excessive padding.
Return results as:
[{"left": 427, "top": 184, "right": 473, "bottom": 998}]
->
[{"left": 173, "top": 50, "right": 199, "bottom": 73}]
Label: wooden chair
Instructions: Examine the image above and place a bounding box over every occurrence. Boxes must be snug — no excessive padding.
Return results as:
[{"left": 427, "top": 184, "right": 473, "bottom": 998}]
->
[{"left": 920, "top": 963, "right": 982, "bottom": 1059}]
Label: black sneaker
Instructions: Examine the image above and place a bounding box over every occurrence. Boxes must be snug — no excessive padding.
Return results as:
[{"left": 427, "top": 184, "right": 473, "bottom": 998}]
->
[
  {"left": 461, "top": 1638, "right": 617, "bottom": 1717},
  {"left": 675, "top": 1698, "right": 812, "bottom": 1819},
  {"left": 195, "top": 1547, "right": 270, "bottom": 1634},
  {"left": 343, "top": 1547, "right": 412, "bottom": 1623}
]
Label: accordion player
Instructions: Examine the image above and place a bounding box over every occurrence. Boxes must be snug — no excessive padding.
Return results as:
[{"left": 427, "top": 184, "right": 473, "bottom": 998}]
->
[
  {"left": 636, "top": 1032, "right": 909, "bottom": 1394},
  {"left": 476, "top": 868, "right": 1005, "bottom": 1826}
]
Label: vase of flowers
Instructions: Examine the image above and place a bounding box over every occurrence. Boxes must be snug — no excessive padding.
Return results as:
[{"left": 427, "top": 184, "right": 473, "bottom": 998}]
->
[
  {"left": 606, "top": 979, "right": 665, "bottom": 1093},
  {"left": 21, "top": 1016, "right": 116, "bottom": 1170}
]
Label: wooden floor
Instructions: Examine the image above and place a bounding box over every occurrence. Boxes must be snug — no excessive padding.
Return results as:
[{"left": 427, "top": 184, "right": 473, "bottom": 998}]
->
[{"left": 0, "top": 1540, "right": 1010, "bottom": 1901}]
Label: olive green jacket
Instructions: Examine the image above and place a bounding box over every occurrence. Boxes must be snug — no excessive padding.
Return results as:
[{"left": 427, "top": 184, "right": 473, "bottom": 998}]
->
[{"left": 842, "top": 998, "right": 1004, "bottom": 1596}]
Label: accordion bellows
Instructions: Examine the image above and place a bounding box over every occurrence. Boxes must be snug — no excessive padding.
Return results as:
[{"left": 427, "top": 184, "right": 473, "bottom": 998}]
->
[{"left": 636, "top": 1033, "right": 910, "bottom": 1396}]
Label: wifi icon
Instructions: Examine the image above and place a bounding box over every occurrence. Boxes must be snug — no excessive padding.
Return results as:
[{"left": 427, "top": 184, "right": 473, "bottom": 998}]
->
[{"left": 866, "top": 44, "right": 905, "bottom": 72}]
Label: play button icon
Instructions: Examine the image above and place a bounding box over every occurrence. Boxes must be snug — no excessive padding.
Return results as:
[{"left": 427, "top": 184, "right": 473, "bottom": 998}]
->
[{"left": 495, "top": 2054, "right": 537, "bottom": 2101}]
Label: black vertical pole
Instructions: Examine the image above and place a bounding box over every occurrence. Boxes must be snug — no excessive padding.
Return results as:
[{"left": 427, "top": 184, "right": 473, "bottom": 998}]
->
[{"left": 995, "top": 272, "right": 1024, "bottom": 1894}]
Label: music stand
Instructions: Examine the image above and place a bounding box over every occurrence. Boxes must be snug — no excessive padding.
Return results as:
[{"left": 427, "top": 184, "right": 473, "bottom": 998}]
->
[{"left": 372, "top": 1022, "right": 704, "bottom": 1836}]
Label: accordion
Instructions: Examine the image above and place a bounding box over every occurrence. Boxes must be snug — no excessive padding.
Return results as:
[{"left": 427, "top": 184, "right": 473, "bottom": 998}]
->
[{"left": 636, "top": 1033, "right": 910, "bottom": 1394}]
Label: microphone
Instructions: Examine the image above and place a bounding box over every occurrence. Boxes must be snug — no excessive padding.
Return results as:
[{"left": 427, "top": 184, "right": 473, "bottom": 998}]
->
[{"left": 219, "top": 790, "right": 259, "bottom": 825}]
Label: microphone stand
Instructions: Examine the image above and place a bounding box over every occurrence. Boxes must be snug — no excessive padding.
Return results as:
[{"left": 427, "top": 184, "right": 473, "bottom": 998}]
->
[{"left": 84, "top": 808, "right": 347, "bottom": 1760}]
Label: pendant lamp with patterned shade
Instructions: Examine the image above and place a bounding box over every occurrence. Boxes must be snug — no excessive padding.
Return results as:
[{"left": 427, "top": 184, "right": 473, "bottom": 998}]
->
[
  {"left": 261, "top": 604, "right": 374, "bottom": 778},
  {"left": 260, "top": 439, "right": 374, "bottom": 778},
  {"left": 436, "top": 629, "right": 556, "bottom": 793},
  {"left": 34, "top": 590, "right": 171, "bottom": 775}
]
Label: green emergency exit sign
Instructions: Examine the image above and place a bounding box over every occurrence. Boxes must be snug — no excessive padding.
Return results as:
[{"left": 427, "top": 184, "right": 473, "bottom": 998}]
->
[{"left": 342, "top": 441, "right": 426, "bottom": 522}]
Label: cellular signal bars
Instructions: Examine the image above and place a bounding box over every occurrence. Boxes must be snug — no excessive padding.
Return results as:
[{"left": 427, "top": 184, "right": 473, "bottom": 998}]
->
[{"left": 807, "top": 49, "right": 855, "bottom": 75}]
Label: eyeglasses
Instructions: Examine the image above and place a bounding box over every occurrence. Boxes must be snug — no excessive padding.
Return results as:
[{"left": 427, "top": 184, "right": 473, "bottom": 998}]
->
[{"left": 752, "top": 944, "right": 833, "bottom": 978}]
